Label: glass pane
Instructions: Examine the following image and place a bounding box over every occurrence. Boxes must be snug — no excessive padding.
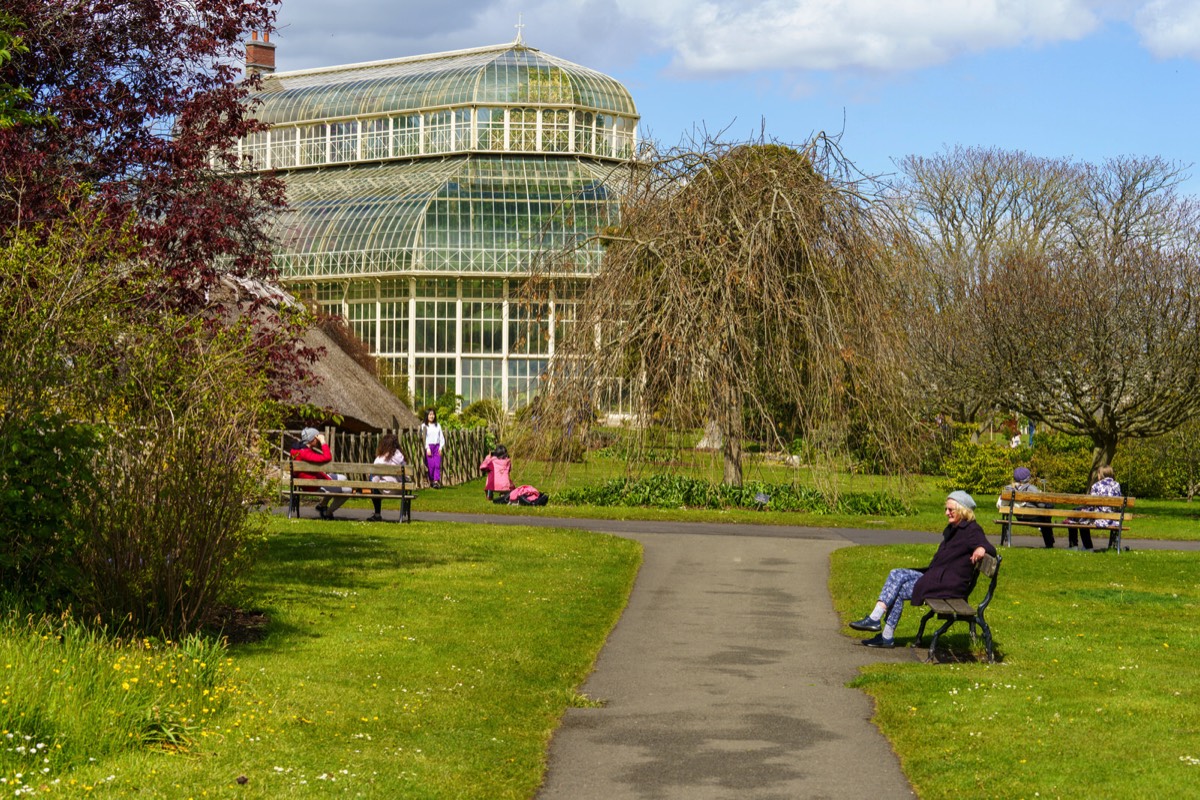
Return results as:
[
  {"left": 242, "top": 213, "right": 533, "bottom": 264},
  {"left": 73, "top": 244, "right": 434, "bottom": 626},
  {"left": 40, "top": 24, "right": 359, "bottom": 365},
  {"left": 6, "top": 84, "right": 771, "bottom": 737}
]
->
[
  {"left": 510, "top": 108, "right": 537, "bottom": 152},
  {"left": 300, "top": 123, "right": 326, "bottom": 165},
  {"left": 477, "top": 107, "right": 504, "bottom": 151},
  {"left": 414, "top": 298, "right": 456, "bottom": 353},
  {"left": 379, "top": 300, "right": 408, "bottom": 354},
  {"left": 461, "top": 358, "right": 503, "bottom": 405},
  {"left": 424, "top": 109, "right": 452, "bottom": 154},
  {"left": 347, "top": 302, "right": 376, "bottom": 350},
  {"left": 363, "top": 118, "right": 389, "bottom": 161},
  {"left": 330, "top": 120, "right": 358, "bottom": 163},
  {"left": 507, "top": 358, "right": 547, "bottom": 409},
  {"left": 509, "top": 301, "right": 549, "bottom": 355},
  {"left": 414, "top": 357, "right": 456, "bottom": 407},
  {"left": 462, "top": 300, "right": 503, "bottom": 354},
  {"left": 544, "top": 109, "right": 570, "bottom": 153},
  {"left": 270, "top": 126, "right": 298, "bottom": 168},
  {"left": 392, "top": 113, "right": 421, "bottom": 157}
]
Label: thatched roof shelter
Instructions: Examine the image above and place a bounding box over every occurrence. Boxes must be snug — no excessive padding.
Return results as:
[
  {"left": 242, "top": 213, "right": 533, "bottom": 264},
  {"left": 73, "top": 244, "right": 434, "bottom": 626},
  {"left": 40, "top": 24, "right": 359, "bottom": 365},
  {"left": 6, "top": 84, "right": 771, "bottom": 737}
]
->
[
  {"left": 295, "top": 324, "right": 420, "bottom": 432},
  {"left": 211, "top": 276, "right": 420, "bottom": 433}
]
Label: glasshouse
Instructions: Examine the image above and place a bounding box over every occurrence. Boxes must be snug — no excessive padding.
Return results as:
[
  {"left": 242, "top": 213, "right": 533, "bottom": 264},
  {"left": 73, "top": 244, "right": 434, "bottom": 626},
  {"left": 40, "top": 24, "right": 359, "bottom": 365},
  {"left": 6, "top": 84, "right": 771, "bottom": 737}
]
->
[{"left": 241, "top": 35, "right": 640, "bottom": 409}]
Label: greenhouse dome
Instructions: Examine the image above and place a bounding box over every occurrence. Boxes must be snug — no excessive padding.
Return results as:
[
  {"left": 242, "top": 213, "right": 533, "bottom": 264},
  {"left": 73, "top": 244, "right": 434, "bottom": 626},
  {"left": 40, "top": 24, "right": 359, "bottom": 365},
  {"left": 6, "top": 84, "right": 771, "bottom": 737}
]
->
[{"left": 243, "top": 39, "right": 639, "bottom": 409}]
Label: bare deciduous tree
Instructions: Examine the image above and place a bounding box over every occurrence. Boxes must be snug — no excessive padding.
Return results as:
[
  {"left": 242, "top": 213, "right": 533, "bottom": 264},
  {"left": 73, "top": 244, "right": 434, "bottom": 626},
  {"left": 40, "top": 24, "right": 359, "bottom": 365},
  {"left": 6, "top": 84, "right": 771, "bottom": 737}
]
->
[
  {"left": 899, "top": 148, "right": 1200, "bottom": 478},
  {"left": 977, "top": 160, "right": 1200, "bottom": 478},
  {"left": 891, "top": 146, "right": 1082, "bottom": 427},
  {"left": 528, "top": 134, "right": 911, "bottom": 485}
]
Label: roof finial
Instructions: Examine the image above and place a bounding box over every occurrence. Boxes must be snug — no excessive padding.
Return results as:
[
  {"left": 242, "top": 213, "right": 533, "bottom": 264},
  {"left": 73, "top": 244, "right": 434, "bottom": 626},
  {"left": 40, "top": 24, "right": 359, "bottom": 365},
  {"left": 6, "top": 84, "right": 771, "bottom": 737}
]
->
[{"left": 514, "top": 13, "right": 525, "bottom": 46}]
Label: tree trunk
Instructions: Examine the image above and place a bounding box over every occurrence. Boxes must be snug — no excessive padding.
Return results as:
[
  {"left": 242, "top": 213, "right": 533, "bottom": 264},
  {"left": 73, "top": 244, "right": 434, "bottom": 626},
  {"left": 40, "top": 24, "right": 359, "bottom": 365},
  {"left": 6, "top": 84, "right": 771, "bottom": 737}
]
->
[
  {"left": 719, "top": 379, "right": 744, "bottom": 487},
  {"left": 722, "top": 433, "right": 743, "bottom": 487},
  {"left": 1089, "top": 434, "right": 1118, "bottom": 484}
]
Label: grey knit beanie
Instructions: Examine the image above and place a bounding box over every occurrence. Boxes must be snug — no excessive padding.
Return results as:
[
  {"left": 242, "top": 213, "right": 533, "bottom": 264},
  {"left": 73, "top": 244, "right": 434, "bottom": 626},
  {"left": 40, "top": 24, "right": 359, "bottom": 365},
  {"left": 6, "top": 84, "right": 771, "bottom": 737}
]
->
[{"left": 947, "top": 490, "right": 976, "bottom": 510}]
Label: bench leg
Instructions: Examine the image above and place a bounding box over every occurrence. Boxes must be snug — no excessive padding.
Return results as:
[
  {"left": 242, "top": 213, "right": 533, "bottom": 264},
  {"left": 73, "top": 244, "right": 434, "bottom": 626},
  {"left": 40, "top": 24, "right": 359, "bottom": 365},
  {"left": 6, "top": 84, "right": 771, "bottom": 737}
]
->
[
  {"left": 401, "top": 497, "right": 412, "bottom": 524},
  {"left": 928, "top": 618, "right": 955, "bottom": 662},
  {"left": 913, "top": 609, "right": 935, "bottom": 646},
  {"left": 1000, "top": 523, "right": 1011, "bottom": 547},
  {"left": 289, "top": 493, "right": 299, "bottom": 519},
  {"left": 978, "top": 614, "right": 994, "bottom": 662}
]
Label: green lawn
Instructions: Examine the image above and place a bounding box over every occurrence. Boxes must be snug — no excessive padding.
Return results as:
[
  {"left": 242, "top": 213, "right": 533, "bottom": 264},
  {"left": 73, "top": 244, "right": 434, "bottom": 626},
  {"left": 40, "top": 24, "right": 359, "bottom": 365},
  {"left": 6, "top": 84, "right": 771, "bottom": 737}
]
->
[
  {"left": 830, "top": 544, "right": 1200, "bottom": 799},
  {"left": 19, "top": 455, "right": 1200, "bottom": 798},
  {"left": 408, "top": 456, "right": 1200, "bottom": 541},
  {"left": 7, "top": 518, "right": 641, "bottom": 798}
]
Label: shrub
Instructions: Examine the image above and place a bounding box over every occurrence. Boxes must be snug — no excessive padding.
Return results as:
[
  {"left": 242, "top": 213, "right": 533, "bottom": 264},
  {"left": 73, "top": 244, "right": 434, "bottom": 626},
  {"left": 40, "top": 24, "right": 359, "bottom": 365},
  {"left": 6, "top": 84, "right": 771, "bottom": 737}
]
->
[
  {"left": 556, "top": 475, "right": 913, "bottom": 515},
  {"left": 1028, "top": 433, "right": 1094, "bottom": 493},
  {"left": 460, "top": 398, "right": 502, "bottom": 426},
  {"left": 1115, "top": 423, "right": 1200, "bottom": 499},
  {"left": 939, "top": 439, "right": 1011, "bottom": 494},
  {"left": 1115, "top": 442, "right": 1175, "bottom": 499},
  {"left": 917, "top": 421, "right": 973, "bottom": 476},
  {"left": 0, "top": 418, "right": 99, "bottom": 603},
  {"left": 0, "top": 169, "right": 285, "bottom": 637},
  {"left": 68, "top": 322, "right": 277, "bottom": 637},
  {"left": 588, "top": 428, "right": 622, "bottom": 452},
  {"left": 1033, "top": 431, "right": 1093, "bottom": 455},
  {"left": 1028, "top": 449, "right": 1093, "bottom": 493}
]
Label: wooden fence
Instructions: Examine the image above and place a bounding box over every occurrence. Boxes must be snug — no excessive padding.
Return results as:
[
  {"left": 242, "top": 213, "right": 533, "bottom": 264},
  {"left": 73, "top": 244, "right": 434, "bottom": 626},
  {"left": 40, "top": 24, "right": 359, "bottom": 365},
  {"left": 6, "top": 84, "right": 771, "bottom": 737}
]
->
[{"left": 272, "top": 427, "right": 490, "bottom": 490}]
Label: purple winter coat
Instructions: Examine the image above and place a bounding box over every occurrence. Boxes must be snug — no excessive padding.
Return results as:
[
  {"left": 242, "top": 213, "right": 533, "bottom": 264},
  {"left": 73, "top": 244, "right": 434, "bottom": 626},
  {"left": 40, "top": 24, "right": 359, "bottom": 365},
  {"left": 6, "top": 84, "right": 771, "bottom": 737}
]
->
[{"left": 911, "top": 519, "right": 997, "bottom": 606}]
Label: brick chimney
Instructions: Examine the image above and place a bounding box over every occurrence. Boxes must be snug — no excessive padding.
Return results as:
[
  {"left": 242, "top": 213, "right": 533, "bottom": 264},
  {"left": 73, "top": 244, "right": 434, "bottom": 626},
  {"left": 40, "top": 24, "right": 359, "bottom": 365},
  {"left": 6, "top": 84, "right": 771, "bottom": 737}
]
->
[{"left": 245, "top": 31, "right": 276, "bottom": 75}]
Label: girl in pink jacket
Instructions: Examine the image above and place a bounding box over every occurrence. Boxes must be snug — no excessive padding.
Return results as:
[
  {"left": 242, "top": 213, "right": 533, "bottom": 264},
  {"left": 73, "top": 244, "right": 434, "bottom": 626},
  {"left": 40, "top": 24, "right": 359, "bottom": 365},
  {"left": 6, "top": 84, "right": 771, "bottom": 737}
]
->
[{"left": 480, "top": 444, "right": 513, "bottom": 501}]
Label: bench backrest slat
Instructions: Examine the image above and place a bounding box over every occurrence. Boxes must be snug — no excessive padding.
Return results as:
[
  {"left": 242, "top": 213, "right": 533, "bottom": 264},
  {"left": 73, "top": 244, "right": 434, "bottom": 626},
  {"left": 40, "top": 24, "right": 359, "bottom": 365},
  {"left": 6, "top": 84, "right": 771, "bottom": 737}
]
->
[
  {"left": 998, "top": 507, "right": 1130, "bottom": 522},
  {"left": 975, "top": 554, "right": 1002, "bottom": 613},
  {"left": 289, "top": 460, "right": 410, "bottom": 478},
  {"left": 999, "top": 488, "right": 1134, "bottom": 509}
]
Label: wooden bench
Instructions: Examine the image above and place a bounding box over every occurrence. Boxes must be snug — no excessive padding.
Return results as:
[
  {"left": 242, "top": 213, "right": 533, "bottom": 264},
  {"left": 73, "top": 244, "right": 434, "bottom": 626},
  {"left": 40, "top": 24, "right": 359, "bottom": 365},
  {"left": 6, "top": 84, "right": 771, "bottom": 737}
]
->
[
  {"left": 995, "top": 488, "right": 1134, "bottom": 551},
  {"left": 287, "top": 461, "right": 416, "bottom": 523},
  {"left": 913, "top": 554, "right": 1002, "bottom": 662}
]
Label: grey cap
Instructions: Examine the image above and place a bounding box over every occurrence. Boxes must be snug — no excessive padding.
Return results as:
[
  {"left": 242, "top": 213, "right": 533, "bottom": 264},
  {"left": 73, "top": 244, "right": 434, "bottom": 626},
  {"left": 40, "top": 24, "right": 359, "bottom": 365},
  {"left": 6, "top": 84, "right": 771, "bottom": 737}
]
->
[
  {"left": 947, "top": 490, "right": 976, "bottom": 510},
  {"left": 300, "top": 427, "right": 320, "bottom": 445}
]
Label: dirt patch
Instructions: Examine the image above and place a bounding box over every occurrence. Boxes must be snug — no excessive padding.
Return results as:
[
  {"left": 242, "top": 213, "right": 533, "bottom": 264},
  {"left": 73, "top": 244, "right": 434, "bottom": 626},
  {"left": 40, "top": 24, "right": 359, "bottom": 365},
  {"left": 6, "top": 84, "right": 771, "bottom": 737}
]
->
[{"left": 208, "top": 607, "right": 270, "bottom": 645}]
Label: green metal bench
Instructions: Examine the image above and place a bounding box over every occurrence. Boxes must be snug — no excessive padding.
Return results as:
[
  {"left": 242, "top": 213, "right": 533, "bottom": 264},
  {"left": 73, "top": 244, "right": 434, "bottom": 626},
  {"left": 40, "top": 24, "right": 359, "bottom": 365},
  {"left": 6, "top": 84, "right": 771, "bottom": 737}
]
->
[{"left": 913, "top": 554, "right": 1002, "bottom": 663}]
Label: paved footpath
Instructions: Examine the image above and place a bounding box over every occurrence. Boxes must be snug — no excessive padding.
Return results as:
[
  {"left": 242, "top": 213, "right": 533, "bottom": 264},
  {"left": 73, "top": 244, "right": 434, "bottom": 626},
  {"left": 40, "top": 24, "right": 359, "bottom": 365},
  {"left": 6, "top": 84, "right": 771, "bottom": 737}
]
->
[
  {"left": 425, "top": 515, "right": 927, "bottom": 799},
  {"left": 537, "top": 531, "right": 915, "bottom": 800},
  {"left": 296, "top": 508, "right": 1199, "bottom": 798}
]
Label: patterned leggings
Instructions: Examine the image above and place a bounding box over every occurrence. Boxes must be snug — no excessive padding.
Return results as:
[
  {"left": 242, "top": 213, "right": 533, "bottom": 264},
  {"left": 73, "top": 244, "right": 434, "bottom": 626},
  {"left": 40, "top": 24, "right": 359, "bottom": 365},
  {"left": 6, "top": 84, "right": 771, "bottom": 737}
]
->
[{"left": 877, "top": 568, "right": 924, "bottom": 629}]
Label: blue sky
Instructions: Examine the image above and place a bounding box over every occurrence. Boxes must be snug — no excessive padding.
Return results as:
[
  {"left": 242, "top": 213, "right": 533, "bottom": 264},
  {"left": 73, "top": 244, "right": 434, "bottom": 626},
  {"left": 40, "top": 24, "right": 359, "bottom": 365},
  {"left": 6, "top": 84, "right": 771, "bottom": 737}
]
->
[{"left": 269, "top": 0, "right": 1200, "bottom": 194}]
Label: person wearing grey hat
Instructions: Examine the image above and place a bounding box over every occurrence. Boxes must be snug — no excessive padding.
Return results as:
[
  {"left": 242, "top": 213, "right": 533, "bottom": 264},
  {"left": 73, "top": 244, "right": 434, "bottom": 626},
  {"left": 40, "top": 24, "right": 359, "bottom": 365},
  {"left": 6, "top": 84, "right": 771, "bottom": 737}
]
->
[
  {"left": 288, "top": 428, "right": 350, "bottom": 520},
  {"left": 997, "top": 466, "right": 1056, "bottom": 548},
  {"left": 848, "top": 490, "right": 997, "bottom": 648}
]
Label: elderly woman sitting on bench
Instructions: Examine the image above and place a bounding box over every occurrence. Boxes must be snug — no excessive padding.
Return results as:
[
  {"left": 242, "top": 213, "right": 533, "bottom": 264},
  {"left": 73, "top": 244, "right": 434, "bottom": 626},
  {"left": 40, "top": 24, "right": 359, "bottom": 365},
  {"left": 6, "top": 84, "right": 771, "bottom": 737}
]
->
[{"left": 848, "top": 490, "right": 997, "bottom": 648}]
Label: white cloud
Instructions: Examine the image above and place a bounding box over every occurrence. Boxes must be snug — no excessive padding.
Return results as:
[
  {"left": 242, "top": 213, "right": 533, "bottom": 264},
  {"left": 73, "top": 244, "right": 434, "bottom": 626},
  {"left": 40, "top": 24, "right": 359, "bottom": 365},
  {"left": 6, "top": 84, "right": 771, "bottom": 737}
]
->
[
  {"left": 271, "top": 0, "right": 656, "bottom": 74},
  {"left": 269, "top": 0, "right": 1200, "bottom": 79},
  {"left": 1133, "top": 0, "right": 1200, "bottom": 58},
  {"left": 623, "top": 0, "right": 1102, "bottom": 74}
]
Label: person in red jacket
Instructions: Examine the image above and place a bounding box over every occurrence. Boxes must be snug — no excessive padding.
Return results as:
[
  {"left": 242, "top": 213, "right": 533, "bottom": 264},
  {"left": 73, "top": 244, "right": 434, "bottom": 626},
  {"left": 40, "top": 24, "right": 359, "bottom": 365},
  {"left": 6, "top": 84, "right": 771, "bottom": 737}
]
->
[
  {"left": 289, "top": 428, "right": 349, "bottom": 520},
  {"left": 847, "top": 490, "right": 997, "bottom": 648}
]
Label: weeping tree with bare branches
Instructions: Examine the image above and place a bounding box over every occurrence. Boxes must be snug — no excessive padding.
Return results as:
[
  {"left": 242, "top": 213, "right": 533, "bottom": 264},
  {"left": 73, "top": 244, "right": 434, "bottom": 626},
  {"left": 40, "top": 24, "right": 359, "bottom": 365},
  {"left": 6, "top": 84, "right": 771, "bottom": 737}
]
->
[{"left": 528, "top": 135, "right": 913, "bottom": 486}]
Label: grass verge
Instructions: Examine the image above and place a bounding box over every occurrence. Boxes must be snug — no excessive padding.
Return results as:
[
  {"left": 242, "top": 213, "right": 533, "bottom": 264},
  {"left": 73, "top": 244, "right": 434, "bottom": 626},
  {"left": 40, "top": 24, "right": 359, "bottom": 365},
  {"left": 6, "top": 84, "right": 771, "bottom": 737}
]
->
[
  {"left": 5, "top": 517, "right": 641, "bottom": 798},
  {"left": 829, "top": 544, "right": 1200, "bottom": 799},
  {"left": 404, "top": 457, "right": 1200, "bottom": 541}
]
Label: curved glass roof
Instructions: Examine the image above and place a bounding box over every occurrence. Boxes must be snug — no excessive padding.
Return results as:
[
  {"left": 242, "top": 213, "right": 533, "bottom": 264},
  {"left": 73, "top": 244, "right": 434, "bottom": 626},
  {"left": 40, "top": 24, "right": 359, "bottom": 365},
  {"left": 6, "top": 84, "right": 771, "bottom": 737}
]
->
[
  {"left": 254, "top": 43, "right": 638, "bottom": 126},
  {"left": 272, "top": 155, "right": 625, "bottom": 279}
]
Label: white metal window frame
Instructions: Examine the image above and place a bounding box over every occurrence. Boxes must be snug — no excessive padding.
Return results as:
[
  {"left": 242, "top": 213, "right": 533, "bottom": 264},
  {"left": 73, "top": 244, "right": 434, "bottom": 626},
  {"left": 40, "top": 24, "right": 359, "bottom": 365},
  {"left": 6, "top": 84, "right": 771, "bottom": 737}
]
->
[
  {"left": 238, "top": 104, "right": 637, "bottom": 171},
  {"left": 310, "top": 277, "right": 583, "bottom": 411}
]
